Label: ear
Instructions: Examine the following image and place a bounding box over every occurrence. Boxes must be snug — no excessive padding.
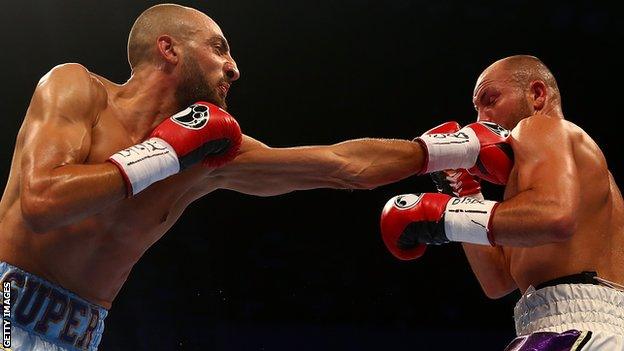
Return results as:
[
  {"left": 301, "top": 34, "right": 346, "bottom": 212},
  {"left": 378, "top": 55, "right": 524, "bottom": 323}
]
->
[
  {"left": 156, "top": 35, "right": 179, "bottom": 65},
  {"left": 529, "top": 80, "right": 547, "bottom": 111}
]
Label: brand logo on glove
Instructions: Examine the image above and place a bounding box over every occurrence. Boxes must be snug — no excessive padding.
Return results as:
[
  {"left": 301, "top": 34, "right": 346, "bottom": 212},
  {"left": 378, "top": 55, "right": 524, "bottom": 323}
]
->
[
  {"left": 479, "top": 121, "right": 510, "bottom": 137},
  {"left": 171, "top": 104, "right": 211, "bottom": 130},
  {"left": 393, "top": 194, "right": 423, "bottom": 210}
]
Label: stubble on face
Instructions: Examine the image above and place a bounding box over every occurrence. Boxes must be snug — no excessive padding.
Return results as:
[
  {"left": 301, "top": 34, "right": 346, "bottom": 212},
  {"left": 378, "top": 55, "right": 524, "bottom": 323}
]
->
[
  {"left": 175, "top": 54, "right": 227, "bottom": 110},
  {"left": 475, "top": 66, "right": 535, "bottom": 129}
]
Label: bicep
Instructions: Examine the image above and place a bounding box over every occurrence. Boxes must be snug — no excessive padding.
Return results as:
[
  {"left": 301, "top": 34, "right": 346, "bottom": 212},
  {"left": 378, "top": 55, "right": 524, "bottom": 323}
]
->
[
  {"left": 20, "top": 66, "right": 100, "bottom": 189},
  {"left": 21, "top": 112, "right": 92, "bottom": 178}
]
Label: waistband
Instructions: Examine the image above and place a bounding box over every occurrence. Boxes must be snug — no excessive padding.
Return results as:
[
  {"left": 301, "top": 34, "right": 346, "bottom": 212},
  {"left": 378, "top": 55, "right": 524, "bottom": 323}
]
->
[
  {"left": 0, "top": 261, "right": 108, "bottom": 351},
  {"left": 514, "top": 275, "right": 624, "bottom": 336},
  {"left": 535, "top": 271, "right": 600, "bottom": 290}
]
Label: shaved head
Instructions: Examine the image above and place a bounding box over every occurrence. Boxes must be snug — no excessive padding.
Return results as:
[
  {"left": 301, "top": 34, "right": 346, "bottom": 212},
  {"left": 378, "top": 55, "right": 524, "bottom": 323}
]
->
[
  {"left": 127, "top": 3, "right": 212, "bottom": 70},
  {"left": 473, "top": 55, "right": 563, "bottom": 128},
  {"left": 126, "top": 4, "right": 238, "bottom": 110},
  {"left": 486, "top": 55, "right": 561, "bottom": 103}
]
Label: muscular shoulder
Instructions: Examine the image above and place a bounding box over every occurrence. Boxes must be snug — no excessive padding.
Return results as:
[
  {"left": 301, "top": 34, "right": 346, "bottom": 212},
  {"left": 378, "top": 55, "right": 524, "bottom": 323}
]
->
[
  {"left": 512, "top": 114, "right": 592, "bottom": 148},
  {"left": 512, "top": 114, "right": 567, "bottom": 137},
  {"left": 510, "top": 115, "right": 573, "bottom": 151},
  {"left": 32, "top": 63, "right": 108, "bottom": 124},
  {"left": 511, "top": 114, "right": 608, "bottom": 174}
]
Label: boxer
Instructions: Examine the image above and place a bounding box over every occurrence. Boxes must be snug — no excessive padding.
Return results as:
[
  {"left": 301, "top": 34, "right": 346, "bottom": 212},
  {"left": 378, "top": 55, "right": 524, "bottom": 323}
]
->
[
  {"left": 380, "top": 55, "right": 624, "bottom": 350},
  {"left": 0, "top": 4, "right": 436, "bottom": 350}
]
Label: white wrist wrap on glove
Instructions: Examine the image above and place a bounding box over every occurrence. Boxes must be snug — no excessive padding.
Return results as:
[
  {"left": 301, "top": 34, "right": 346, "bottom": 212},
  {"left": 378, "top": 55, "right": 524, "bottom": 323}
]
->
[
  {"left": 419, "top": 127, "right": 480, "bottom": 173},
  {"left": 444, "top": 197, "right": 497, "bottom": 246},
  {"left": 109, "top": 137, "right": 180, "bottom": 196}
]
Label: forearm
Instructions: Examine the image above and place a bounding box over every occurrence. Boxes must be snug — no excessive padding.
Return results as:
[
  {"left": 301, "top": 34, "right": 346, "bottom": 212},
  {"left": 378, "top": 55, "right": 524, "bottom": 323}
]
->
[
  {"left": 216, "top": 138, "right": 425, "bottom": 196},
  {"left": 462, "top": 243, "right": 516, "bottom": 299},
  {"left": 491, "top": 189, "right": 576, "bottom": 247},
  {"left": 329, "top": 138, "right": 425, "bottom": 188},
  {"left": 21, "top": 162, "right": 126, "bottom": 232}
]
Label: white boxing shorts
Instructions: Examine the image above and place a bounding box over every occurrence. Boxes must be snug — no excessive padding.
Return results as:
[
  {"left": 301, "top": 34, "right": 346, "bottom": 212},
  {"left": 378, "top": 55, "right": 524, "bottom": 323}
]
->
[{"left": 506, "top": 272, "right": 624, "bottom": 350}]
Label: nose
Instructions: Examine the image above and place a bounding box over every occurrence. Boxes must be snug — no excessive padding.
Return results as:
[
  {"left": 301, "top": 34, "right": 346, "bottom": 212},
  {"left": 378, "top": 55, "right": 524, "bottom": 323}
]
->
[
  {"left": 224, "top": 61, "right": 240, "bottom": 82},
  {"left": 477, "top": 110, "right": 493, "bottom": 123}
]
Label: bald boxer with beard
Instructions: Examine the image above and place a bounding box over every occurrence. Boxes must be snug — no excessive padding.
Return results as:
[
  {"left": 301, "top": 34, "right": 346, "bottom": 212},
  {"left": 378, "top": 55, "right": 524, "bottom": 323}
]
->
[
  {"left": 0, "top": 3, "right": 464, "bottom": 350},
  {"left": 380, "top": 55, "right": 624, "bottom": 350}
]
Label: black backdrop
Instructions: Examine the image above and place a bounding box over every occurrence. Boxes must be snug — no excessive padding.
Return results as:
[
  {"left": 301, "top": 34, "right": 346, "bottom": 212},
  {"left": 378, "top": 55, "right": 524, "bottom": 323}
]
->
[{"left": 1, "top": 1, "right": 622, "bottom": 350}]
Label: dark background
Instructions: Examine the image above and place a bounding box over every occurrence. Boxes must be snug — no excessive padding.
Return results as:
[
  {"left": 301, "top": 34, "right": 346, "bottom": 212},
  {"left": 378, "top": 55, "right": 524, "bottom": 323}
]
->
[{"left": 1, "top": 1, "right": 622, "bottom": 350}]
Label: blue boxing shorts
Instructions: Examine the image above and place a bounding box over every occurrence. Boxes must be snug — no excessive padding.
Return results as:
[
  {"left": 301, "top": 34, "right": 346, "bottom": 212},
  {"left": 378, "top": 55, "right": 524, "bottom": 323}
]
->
[
  {"left": 506, "top": 272, "right": 624, "bottom": 351},
  {"left": 1, "top": 261, "right": 107, "bottom": 351}
]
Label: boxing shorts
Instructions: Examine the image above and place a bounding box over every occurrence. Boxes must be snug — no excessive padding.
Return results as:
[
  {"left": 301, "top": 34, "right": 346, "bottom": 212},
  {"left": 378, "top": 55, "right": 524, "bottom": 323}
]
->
[
  {"left": 0, "top": 261, "right": 107, "bottom": 351},
  {"left": 506, "top": 271, "right": 624, "bottom": 350}
]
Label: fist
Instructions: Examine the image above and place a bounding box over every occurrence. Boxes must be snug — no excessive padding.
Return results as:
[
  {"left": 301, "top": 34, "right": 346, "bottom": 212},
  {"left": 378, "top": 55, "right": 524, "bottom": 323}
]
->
[
  {"left": 464, "top": 121, "right": 513, "bottom": 185},
  {"left": 380, "top": 193, "right": 451, "bottom": 260},
  {"left": 151, "top": 102, "right": 243, "bottom": 168},
  {"left": 417, "top": 121, "right": 513, "bottom": 185}
]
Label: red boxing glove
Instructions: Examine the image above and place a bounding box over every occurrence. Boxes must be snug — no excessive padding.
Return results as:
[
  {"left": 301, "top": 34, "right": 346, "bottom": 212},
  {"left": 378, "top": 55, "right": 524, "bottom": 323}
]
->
[
  {"left": 379, "top": 193, "right": 448, "bottom": 260},
  {"left": 380, "top": 193, "right": 499, "bottom": 260},
  {"left": 464, "top": 122, "right": 513, "bottom": 185},
  {"left": 109, "top": 102, "right": 242, "bottom": 196},
  {"left": 421, "top": 121, "right": 461, "bottom": 135},
  {"left": 417, "top": 121, "right": 513, "bottom": 185},
  {"left": 420, "top": 121, "right": 483, "bottom": 197},
  {"left": 431, "top": 169, "right": 482, "bottom": 198},
  {"left": 151, "top": 102, "right": 242, "bottom": 168}
]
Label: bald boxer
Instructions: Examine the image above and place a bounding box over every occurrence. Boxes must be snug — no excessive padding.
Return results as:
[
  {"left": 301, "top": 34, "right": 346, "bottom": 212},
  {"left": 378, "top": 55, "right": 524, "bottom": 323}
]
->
[
  {"left": 0, "top": 4, "right": 443, "bottom": 351},
  {"left": 381, "top": 55, "right": 624, "bottom": 350}
]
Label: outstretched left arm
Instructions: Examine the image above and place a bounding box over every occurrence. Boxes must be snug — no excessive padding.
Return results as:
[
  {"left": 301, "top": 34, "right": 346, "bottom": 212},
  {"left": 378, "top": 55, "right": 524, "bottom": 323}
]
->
[{"left": 209, "top": 135, "right": 424, "bottom": 196}]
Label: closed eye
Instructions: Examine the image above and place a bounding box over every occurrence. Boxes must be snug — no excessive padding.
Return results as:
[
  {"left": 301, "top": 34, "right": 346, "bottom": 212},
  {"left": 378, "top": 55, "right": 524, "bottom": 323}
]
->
[{"left": 481, "top": 91, "right": 499, "bottom": 107}]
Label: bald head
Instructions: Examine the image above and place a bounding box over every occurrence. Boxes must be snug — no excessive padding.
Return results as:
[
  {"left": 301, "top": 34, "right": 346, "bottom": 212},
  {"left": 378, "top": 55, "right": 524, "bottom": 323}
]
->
[
  {"left": 488, "top": 55, "right": 561, "bottom": 103},
  {"left": 127, "top": 4, "right": 213, "bottom": 71}
]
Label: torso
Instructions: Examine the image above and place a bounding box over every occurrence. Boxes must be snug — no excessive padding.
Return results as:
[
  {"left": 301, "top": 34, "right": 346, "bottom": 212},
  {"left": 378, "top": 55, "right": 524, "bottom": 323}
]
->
[
  {"left": 503, "top": 120, "right": 624, "bottom": 292},
  {"left": 0, "top": 73, "right": 222, "bottom": 308}
]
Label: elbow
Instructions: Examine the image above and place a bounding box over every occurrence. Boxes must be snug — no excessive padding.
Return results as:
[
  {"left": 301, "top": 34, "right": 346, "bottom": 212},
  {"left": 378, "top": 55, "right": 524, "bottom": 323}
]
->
[
  {"left": 546, "top": 212, "right": 577, "bottom": 242},
  {"left": 480, "top": 280, "right": 516, "bottom": 300},
  {"left": 21, "top": 195, "right": 57, "bottom": 233},
  {"left": 483, "top": 288, "right": 513, "bottom": 300}
]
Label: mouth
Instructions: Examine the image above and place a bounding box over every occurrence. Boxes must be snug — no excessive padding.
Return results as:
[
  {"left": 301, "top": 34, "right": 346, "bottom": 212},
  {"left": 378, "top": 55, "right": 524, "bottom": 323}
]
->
[{"left": 217, "top": 83, "right": 230, "bottom": 98}]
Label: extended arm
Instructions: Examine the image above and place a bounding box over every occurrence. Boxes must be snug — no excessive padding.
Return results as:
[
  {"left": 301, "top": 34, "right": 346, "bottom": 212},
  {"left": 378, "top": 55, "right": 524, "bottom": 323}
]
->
[{"left": 212, "top": 135, "right": 425, "bottom": 196}]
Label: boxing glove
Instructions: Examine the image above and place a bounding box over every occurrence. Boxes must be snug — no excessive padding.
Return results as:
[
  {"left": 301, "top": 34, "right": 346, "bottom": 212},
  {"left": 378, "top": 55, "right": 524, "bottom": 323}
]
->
[
  {"left": 380, "top": 193, "right": 498, "bottom": 260},
  {"left": 420, "top": 121, "right": 483, "bottom": 198},
  {"left": 431, "top": 169, "right": 482, "bottom": 199},
  {"left": 417, "top": 121, "right": 513, "bottom": 185},
  {"left": 109, "top": 102, "right": 242, "bottom": 196}
]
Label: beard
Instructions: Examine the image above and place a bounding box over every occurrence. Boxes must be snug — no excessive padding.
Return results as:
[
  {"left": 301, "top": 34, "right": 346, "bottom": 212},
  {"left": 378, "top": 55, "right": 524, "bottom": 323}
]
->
[{"left": 175, "top": 56, "right": 227, "bottom": 110}]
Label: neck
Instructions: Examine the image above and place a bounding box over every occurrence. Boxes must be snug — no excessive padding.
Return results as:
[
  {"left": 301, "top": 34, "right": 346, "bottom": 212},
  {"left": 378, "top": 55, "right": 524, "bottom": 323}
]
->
[
  {"left": 113, "top": 66, "right": 180, "bottom": 142},
  {"left": 538, "top": 104, "right": 565, "bottom": 119}
]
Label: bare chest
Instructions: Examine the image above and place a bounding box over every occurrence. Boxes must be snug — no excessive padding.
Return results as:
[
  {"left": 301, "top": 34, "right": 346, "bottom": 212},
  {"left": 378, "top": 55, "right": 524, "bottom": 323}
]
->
[{"left": 81, "top": 108, "right": 216, "bottom": 244}]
